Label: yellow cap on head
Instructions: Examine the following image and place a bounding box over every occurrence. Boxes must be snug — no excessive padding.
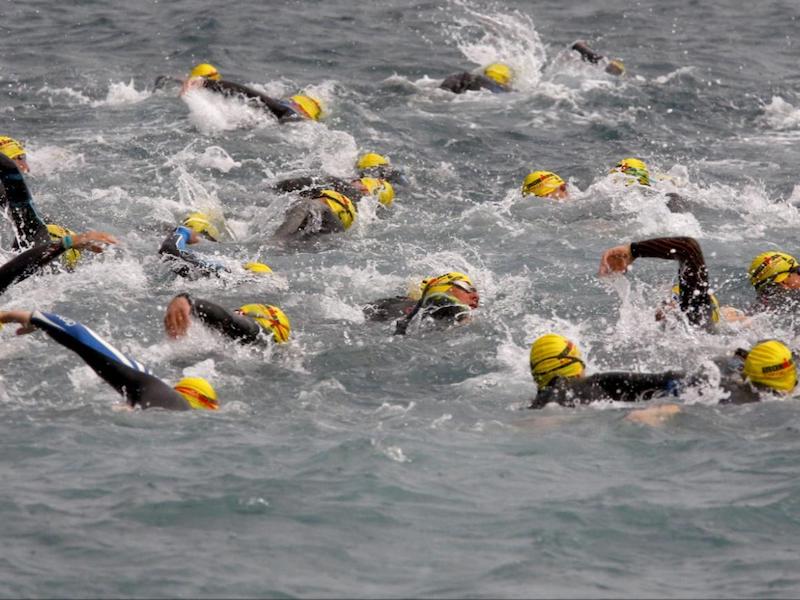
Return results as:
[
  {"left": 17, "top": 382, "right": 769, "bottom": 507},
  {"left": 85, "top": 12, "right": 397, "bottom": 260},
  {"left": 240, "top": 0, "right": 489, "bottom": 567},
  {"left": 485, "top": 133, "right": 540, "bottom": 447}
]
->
[
  {"left": 484, "top": 63, "right": 513, "bottom": 87},
  {"left": 183, "top": 212, "right": 220, "bottom": 241},
  {"left": 174, "top": 376, "right": 219, "bottom": 410},
  {"left": 238, "top": 303, "right": 291, "bottom": 343},
  {"left": 530, "top": 333, "right": 585, "bottom": 388},
  {"left": 612, "top": 158, "right": 650, "bottom": 186},
  {"left": 47, "top": 223, "right": 81, "bottom": 270},
  {"left": 748, "top": 251, "right": 798, "bottom": 291},
  {"left": 189, "top": 63, "right": 221, "bottom": 81},
  {"left": 522, "top": 171, "right": 566, "bottom": 198},
  {"left": 606, "top": 59, "right": 625, "bottom": 76},
  {"left": 415, "top": 272, "right": 475, "bottom": 301},
  {"left": 243, "top": 261, "right": 272, "bottom": 274},
  {"left": 360, "top": 177, "right": 395, "bottom": 207},
  {"left": 290, "top": 94, "right": 322, "bottom": 121},
  {"left": 743, "top": 340, "right": 797, "bottom": 392},
  {"left": 0, "top": 136, "right": 25, "bottom": 160},
  {"left": 357, "top": 153, "right": 389, "bottom": 171},
  {"left": 671, "top": 284, "right": 721, "bottom": 323},
  {"left": 319, "top": 189, "right": 357, "bottom": 230}
]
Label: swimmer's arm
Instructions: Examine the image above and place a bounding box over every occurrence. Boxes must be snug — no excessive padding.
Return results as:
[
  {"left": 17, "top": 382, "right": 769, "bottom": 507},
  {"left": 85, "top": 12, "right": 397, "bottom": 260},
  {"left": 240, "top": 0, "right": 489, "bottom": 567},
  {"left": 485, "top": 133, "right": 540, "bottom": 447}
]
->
[
  {"left": 586, "top": 371, "right": 685, "bottom": 403},
  {"left": 158, "top": 229, "right": 228, "bottom": 278},
  {"left": 572, "top": 41, "right": 603, "bottom": 64},
  {"left": 274, "top": 176, "right": 317, "bottom": 193},
  {"left": 203, "top": 80, "right": 294, "bottom": 120},
  {"left": 440, "top": 72, "right": 480, "bottom": 94},
  {"left": 168, "top": 294, "right": 260, "bottom": 343},
  {"left": 0, "top": 154, "right": 49, "bottom": 249}
]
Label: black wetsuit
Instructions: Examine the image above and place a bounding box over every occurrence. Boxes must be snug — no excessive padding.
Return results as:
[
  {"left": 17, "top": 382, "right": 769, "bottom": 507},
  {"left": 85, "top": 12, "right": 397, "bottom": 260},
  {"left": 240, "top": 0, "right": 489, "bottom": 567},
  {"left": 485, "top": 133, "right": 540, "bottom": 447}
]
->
[
  {"left": 0, "top": 154, "right": 49, "bottom": 250},
  {"left": 274, "top": 176, "right": 365, "bottom": 203},
  {"left": 748, "top": 285, "right": 800, "bottom": 316},
  {"left": 571, "top": 42, "right": 623, "bottom": 76},
  {"left": 363, "top": 296, "right": 417, "bottom": 322},
  {"left": 200, "top": 79, "right": 302, "bottom": 122},
  {"left": 158, "top": 226, "right": 229, "bottom": 279},
  {"left": 529, "top": 371, "right": 684, "bottom": 409},
  {"left": 273, "top": 198, "right": 345, "bottom": 240},
  {"left": 0, "top": 241, "right": 66, "bottom": 296},
  {"left": 30, "top": 311, "right": 190, "bottom": 410},
  {"left": 440, "top": 72, "right": 510, "bottom": 94},
  {"left": 178, "top": 293, "right": 262, "bottom": 344},
  {"left": 631, "top": 237, "right": 714, "bottom": 329}
]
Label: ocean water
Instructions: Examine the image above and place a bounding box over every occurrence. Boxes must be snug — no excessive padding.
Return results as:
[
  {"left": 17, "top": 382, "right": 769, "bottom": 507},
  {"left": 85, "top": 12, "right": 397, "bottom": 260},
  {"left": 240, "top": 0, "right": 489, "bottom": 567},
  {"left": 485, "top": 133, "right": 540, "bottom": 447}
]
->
[{"left": 2, "top": 0, "right": 800, "bottom": 597}]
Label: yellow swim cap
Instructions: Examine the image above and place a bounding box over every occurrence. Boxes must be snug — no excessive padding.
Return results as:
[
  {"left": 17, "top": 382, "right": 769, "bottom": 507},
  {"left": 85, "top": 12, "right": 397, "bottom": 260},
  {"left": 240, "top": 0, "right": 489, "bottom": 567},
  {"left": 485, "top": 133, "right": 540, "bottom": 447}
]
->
[
  {"left": 238, "top": 303, "right": 291, "bottom": 343},
  {"left": 748, "top": 251, "right": 799, "bottom": 291},
  {"left": 174, "top": 376, "right": 219, "bottom": 410},
  {"left": 356, "top": 153, "right": 389, "bottom": 171},
  {"left": 612, "top": 158, "right": 650, "bottom": 186},
  {"left": 290, "top": 94, "right": 322, "bottom": 121},
  {"left": 522, "top": 171, "right": 566, "bottom": 198},
  {"left": 530, "top": 333, "right": 585, "bottom": 388},
  {"left": 0, "top": 136, "right": 25, "bottom": 160},
  {"left": 47, "top": 223, "right": 81, "bottom": 270},
  {"left": 484, "top": 63, "right": 513, "bottom": 87},
  {"left": 183, "top": 212, "right": 220, "bottom": 242},
  {"left": 359, "top": 177, "right": 395, "bottom": 207},
  {"left": 606, "top": 59, "right": 625, "bottom": 76},
  {"left": 243, "top": 261, "right": 273, "bottom": 274},
  {"left": 743, "top": 340, "right": 797, "bottom": 392},
  {"left": 189, "top": 63, "right": 221, "bottom": 80},
  {"left": 671, "top": 284, "right": 721, "bottom": 323},
  {"left": 319, "top": 189, "right": 357, "bottom": 230},
  {"left": 415, "top": 272, "right": 475, "bottom": 300}
]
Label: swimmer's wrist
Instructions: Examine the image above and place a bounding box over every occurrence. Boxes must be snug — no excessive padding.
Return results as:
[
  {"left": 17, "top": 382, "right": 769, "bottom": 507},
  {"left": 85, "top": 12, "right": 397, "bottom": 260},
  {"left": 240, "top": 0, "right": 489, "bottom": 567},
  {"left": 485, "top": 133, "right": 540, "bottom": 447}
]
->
[{"left": 62, "top": 235, "right": 73, "bottom": 250}]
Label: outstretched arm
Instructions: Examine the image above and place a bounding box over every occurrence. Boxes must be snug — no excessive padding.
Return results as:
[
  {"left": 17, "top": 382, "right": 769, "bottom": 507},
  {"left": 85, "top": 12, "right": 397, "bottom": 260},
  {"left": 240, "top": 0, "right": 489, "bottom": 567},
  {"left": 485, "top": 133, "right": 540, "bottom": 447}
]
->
[
  {"left": 164, "top": 294, "right": 261, "bottom": 343},
  {"left": 185, "top": 78, "right": 296, "bottom": 120},
  {"left": 158, "top": 226, "right": 229, "bottom": 278}
]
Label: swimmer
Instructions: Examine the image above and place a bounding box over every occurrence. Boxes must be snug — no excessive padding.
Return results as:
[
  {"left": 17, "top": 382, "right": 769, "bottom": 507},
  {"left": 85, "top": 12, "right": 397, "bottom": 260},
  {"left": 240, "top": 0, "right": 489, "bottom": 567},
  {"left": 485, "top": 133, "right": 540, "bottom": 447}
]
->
[
  {"left": 528, "top": 334, "right": 795, "bottom": 408},
  {"left": 164, "top": 293, "right": 290, "bottom": 345},
  {"left": 274, "top": 174, "right": 395, "bottom": 208},
  {"left": 599, "top": 236, "right": 720, "bottom": 330},
  {"left": 747, "top": 251, "right": 800, "bottom": 315},
  {"left": 610, "top": 157, "right": 691, "bottom": 213},
  {"left": 159, "top": 212, "right": 271, "bottom": 279},
  {"left": 374, "top": 272, "right": 479, "bottom": 335},
  {"left": 571, "top": 41, "right": 625, "bottom": 76},
  {"left": 0, "top": 136, "right": 29, "bottom": 173},
  {"left": 180, "top": 63, "right": 323, "bottom": 122},
  {"left": 521, "top": 170, "right": 569, "bottom": 200},
  {"left": 0, "top": 147, "right": 50, "bottom": 250},
  {"left": 355, "top": 153, "right": 406, "bottom": 185},
  {"left": 0, "top": 230, "right": 116, "bottom": 296},
  {"left": 440, "top": 62, "right": 513, "bottom": 94},
  {"left": 0, "top": 309, "right": 218, "bottom": 411},
  {"left": 272, "top": 189, "right": 357, "bottom": 241}
]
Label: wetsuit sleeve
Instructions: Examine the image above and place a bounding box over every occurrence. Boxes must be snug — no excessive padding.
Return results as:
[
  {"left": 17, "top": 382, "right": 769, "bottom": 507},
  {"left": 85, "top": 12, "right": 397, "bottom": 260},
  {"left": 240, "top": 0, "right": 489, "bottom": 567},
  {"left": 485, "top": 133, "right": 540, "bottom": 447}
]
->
[
  {"left": 0, "top": 241, "right": 64, "bottom": 296},
  {"left": 186, "top": 296, "right": 262, "bottom": 343},
  {"left": 530, "top": 371, "right": 684, "bottom": 409},
  {"left": 274, "top": 176, "right": 317, "bottom": 193},
  {"left": 30, "top": 311, "right": 189, "bottom": 410},
  {"left": 572, "top": 42, "right": 603, "bottom": 64},
  {"left": 0, "top": 154, "right": 50, "bottom": 250},
  {"left": 630, "top": 237, "right": 712, "bottom": 328},
  {"left": 203, "top": 79, "right": 296, "bottom": 120},
  {"left": 158, "top": 227, "right": 230, "bottom": 278},
  {"left": 363, "top": 296, "right": 417, "bottom": 322},
  {"left": 440, "top": 72, "right": 483, "bottom": 94}
]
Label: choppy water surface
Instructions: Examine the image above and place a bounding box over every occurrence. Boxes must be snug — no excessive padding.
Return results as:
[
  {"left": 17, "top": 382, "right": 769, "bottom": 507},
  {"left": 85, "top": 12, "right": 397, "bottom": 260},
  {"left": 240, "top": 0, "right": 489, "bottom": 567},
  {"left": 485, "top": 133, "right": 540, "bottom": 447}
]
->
[{"left": 2, "top": 0, "right": 800, "bottom": 597}]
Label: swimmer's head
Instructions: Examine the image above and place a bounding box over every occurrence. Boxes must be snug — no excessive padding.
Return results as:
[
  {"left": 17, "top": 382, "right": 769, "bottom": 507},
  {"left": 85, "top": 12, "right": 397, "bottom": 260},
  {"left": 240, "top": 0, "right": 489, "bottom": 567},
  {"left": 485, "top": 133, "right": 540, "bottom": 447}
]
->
[
  {"left": 319, "top": 189, "right": 357, "bottom": 230},
  {"left": 359, "top": 177, "right": 395, "bottom": 207},
  {"left": 415, "top": 272, "right": 479, "bottom": 309},
  {"left": 0, "top": 136, "right": 29, "bottom": 173},
  {"left": 237, "top": 303, "right": 291, "bottom": 343},
  {"left": 605, "top": 59, "right": 625, "bottom": 76},
  {"left": 189, "top": 63, "right": 221, "bottom": 81},
  {"left": 483, "top": 63, "right": 513, "bottom": 87},
  {"left": 748, "top": 251, "right": 800, "bottom": 293},
  {"left": 46, "top": 224, "right": 81, "bottom": 270},
  {"left": 290, "top": 95, "right": 322, "bottom": 121},
  {"left": 357, "top": 153, "right": 389, "bottom": 171},
  {"left": 742, "top": 339, "right": 797, "bottom": 393},
  {"left": 174, "top": 376, "right": 219, "bottom": 410},
  {"left": 243, "top": 261, "right": 273, "bottom": 275},
  {"left": 522, "top": 171, "right": 568, "bottom": 199},
  {"left": 530, "top": 333, "right": 585, "bottom": 388},
  {"left": 611, "top": 158, "right": 650, "bottom": 187},
  {"left": 182, "top": 212, "right": 220, "bottom": 242}
]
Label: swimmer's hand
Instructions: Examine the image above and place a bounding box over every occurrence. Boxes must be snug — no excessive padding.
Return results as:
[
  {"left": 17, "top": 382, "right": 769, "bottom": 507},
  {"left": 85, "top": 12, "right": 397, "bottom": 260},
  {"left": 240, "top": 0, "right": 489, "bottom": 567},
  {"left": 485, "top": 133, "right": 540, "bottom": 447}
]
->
[
  {"left": 154, "top": 75, "right": 182, "bottom": 91},
  {"left": 0, "top": 310, "right": 36, "bottom": 335},
  {"left": 599, "top": 243, "right": 633, "bottom": 276},
  {"left": 180, "top": 77, "right": 205, "bottom": 96},
  {"left": 73, "top": 231, "right": 118, "bottom": 253},
  {"left": 164, "top": 295, "right": 192, "bottom": 339}
]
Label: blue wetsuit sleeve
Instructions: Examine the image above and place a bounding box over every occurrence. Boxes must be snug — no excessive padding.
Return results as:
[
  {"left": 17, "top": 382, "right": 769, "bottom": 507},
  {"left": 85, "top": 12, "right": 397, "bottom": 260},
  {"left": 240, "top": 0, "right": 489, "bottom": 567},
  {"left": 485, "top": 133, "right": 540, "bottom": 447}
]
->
[
  {"left": 159, "top": 226, "right": 230, "bottom": 278},
  {"left": 0, "top": 154, "right": 50, "bottom": 250},
  {"left": 0, "top": 241, "right": 64, "bottom": 296},
  {"left": 30, "top": 311, "right": 189, "bottom": 410}
]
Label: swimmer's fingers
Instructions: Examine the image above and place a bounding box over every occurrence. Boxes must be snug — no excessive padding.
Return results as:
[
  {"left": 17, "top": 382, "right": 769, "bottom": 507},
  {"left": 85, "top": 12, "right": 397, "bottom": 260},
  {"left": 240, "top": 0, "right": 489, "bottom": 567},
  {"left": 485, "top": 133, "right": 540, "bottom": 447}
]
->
[
  {"left": 0, "top": 310, "right": 33, "bottom": 326},
  {"left": 73, "top": 231, "right": 118, "bottom": 253},
  {"left": 599, "top": 244, "right": 633, "bottom": 276},
  {"left": 15, "top": 324, "right": 36, "bottom": 335},
  {"left": 164, "top": 296, "right": 192, "bottom": 339},
  {"left": 180, "top": 77, "right": 204, "bottom": 96}
]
